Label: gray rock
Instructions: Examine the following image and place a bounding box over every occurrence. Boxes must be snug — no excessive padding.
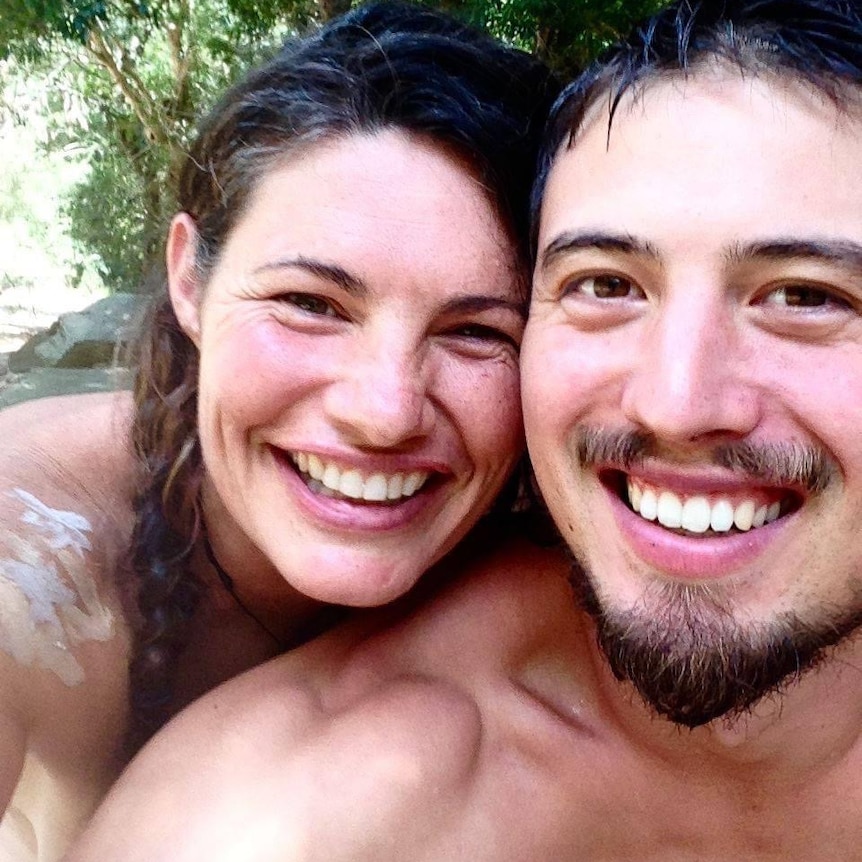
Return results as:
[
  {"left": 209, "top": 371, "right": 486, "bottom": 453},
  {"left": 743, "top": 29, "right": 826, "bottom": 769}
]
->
[
  {"left": 0, "top": 367, "right": 133, "bottom": 409},
  {"left": 7, "top": 293, "right": 147, "bottom": 373}
]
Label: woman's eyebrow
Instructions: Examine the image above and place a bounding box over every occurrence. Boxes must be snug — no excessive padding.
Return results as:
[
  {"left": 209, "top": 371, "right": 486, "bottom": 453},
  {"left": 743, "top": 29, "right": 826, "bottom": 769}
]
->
[{"left": 254, "top": 255, "right": 368, "bottom": 295}]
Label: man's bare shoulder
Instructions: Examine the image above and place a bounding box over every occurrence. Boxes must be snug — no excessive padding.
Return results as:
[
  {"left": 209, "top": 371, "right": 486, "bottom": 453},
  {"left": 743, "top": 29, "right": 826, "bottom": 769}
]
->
[
  {"left": 69, "top": 642, "right": 488, "bottom": 862},
  {"left": 337, "top": 533, "right": 573, "bottom": 684},
  {"left": 170, "top": 531, "right": 572, "bottom": 728},
  {"left": 69, "top": 535, "right": 575, "bottom": 861}
]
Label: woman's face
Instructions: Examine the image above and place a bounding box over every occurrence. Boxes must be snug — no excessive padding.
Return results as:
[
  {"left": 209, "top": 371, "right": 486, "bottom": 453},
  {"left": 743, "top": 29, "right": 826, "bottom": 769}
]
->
[{"left": 169, "top": 130, "right": 525, "bottom": 606}]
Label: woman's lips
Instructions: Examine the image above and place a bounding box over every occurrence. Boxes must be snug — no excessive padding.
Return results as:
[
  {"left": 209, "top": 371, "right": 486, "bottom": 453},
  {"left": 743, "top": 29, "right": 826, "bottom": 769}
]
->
[
  {"left": 271, "top": 446, "right": 444, "bottom": 533},
  {"left": 290, "top": 450, "right": 430, "bottom": 503}
]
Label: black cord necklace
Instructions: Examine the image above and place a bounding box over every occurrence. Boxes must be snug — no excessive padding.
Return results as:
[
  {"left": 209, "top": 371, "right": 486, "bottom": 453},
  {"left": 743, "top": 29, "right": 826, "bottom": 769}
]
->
[{"left": 202, "top": 531, "right": 287, "bottom": 651}]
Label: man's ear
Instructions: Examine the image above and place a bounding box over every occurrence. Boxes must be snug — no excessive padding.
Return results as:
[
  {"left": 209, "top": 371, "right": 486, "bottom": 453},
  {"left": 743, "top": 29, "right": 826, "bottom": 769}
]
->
[{"left": 167, "top": 213, "right": 205, "bottom": 347}]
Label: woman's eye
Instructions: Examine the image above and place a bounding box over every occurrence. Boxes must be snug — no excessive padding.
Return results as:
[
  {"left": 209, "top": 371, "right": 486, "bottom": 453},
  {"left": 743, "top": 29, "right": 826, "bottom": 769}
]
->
[
  {"left": 565, "top": 274, "right": 643, "bottom": 300},
  {"left": 442, "top": 321, "right": 521, "bottom": 358},
  {"left": 283, "top": 293, "right": 338, "bottom": 316},
  {"left": 450, "top": 323, "right": 518, "bottom": 348},
  {"left": 762, "top": 284, "right": 850, "bottom": 309}
]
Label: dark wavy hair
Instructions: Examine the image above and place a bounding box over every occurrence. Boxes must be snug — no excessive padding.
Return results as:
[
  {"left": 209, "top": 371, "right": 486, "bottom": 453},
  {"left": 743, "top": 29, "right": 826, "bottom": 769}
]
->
[
  {"left": 126, "top": 0, "right": 558, "bottom": 749},
  {"left": 532, "top": 0, "right": 862, "bottom": 243}
]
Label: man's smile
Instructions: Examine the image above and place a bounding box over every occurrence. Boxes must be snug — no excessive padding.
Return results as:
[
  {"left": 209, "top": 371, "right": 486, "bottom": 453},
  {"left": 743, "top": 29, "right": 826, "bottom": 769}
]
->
[{"left": 624, "top": 476, "right": 792, "bottom": 535}]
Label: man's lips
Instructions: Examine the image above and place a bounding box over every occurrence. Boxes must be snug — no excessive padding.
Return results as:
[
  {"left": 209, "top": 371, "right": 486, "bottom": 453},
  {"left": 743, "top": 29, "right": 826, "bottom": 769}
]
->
[
  {"left": 600, "top": 468, "right": 803, "bottom": 537},
  {"left": 597, "top": 470, "right": 803, "bottom": 580}
]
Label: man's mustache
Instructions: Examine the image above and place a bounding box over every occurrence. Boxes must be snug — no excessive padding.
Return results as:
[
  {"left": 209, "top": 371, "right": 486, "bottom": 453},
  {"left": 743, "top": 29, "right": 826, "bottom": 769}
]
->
[{"left": 575, "top": 427, "right": 838, "bottom": 494}]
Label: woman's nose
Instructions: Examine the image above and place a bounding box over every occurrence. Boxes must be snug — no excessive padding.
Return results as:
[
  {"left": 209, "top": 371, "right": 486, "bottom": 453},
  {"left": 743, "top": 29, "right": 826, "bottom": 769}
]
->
[{"left": 324, "top": 343, "right": 435, "bottom": 449}]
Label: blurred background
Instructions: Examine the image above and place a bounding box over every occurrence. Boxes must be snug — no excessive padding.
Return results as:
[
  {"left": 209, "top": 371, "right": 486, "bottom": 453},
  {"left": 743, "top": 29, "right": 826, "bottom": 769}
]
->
[{"left": 0, "top": 0, "right": 667, "bottom": 354}]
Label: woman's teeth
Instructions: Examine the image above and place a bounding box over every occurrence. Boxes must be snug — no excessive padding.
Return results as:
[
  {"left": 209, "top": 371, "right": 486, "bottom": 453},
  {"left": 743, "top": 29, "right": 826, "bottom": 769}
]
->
[
  {"left": 291, "top": 452, "right": 429, "bottom": 502},
  {"left": 627, "top": 479, "right": 783, "bottom": 534}
]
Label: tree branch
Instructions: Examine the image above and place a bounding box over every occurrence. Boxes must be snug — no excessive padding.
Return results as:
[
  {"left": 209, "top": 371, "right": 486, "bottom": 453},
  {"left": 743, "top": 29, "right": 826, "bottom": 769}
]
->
[
  {"left": 166, "top": 0, "right": 192, "bottom": 117},
  {"left": 84, "top": 19, "right": 171, "bottom": 148}
]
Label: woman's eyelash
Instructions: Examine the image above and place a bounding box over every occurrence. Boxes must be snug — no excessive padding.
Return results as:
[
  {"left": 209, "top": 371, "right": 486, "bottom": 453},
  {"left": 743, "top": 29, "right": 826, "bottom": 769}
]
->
[
  {"left": 281, "top": 293, "right": 339, "bottom": 316},
  {"left": 449, "top": 323, "right": 519, "bottom": 347}
]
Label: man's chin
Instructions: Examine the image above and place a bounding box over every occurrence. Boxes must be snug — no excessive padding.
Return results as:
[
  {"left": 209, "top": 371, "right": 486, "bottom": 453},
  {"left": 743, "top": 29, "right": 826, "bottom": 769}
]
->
[{"left": 569, "top": 559, "right": 862, "bottom": 729}]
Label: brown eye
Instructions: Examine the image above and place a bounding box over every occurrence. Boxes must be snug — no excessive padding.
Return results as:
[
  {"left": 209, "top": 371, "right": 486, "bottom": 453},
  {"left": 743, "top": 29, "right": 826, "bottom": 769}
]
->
[
  {"left": 567, "top": 274, "right": 643, "bottom": 300},
  {"left": 764, "top": 285, "right": 850, "bottom": 309},
  {"left": 283, "top": 293, "right": 338, "bottom": 316},
  {"left": 447, "top": 322, "right": 519, "bottom": 351}
]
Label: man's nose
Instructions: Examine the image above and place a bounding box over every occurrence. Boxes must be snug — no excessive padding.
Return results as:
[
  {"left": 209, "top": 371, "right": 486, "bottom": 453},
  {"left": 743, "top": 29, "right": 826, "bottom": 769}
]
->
[
  {"left": 621, "top": 292, "right": 761, "bottom": 447},
  {"left": 324, "top": 340, "right": 435, "bottom": 449}
]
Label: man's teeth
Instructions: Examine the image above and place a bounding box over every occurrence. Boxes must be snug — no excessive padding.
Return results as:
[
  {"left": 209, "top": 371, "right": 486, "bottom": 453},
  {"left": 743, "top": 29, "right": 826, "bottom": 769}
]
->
[
  {"left": 291, "top": 452, "right": 429, "bottom": 502},
  {"left": 627, "top": 480, "right": 782, "bottom": 534}
]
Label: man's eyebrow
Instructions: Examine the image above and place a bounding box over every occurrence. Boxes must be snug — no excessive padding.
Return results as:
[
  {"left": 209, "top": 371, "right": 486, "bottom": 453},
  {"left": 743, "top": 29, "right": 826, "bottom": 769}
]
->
[
  {"left": 726, "top": 238, "right": 862, "bottom": 271},
  {"left": 439, "top": 295, "right": 528, "bottom": 319},
  {"left": 538, "top": 230, "right": 661, "bottom": 273},
  {"left": 253, "top": 255, "right": 367, "bottom": 295}
]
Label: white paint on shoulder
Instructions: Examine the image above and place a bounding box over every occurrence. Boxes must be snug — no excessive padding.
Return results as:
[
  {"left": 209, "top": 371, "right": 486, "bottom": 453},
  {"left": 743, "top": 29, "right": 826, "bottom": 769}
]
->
[
  {"left": 0, "top": 489, "right": 115, "bottom": 686},
  {"left": 15, "top": 488, "right": 93, "bottom": 553}
]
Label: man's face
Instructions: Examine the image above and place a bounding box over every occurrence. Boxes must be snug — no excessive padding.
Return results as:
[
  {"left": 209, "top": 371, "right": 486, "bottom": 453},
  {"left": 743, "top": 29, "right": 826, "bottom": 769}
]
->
[{"left": 522, "top": 73, "right": 862, "bottom": 726}]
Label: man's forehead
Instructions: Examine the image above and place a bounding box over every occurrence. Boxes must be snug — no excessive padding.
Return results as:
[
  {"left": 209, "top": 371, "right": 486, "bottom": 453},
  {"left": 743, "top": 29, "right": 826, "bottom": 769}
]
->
[
  {"left": 543, "top": 69, "right": 862, "bottom": 201},
  {"left": 535, "top": 69, "right": 862, "bottom": 264},
  {"left": 559, "top": 65, "right": 861, "bottom": 160}
]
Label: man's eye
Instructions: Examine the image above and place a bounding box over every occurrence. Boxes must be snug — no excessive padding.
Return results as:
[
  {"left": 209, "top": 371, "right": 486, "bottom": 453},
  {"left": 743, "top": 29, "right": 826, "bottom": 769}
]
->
[
  {"left": 566, "top": 275, "right": 643, "bottom": 300},
  {"left": 283, "top": 293, "right": 338, "bottom": 316},
  {"left": 764, "top": 285, "right": 849, "bottom": 309}
]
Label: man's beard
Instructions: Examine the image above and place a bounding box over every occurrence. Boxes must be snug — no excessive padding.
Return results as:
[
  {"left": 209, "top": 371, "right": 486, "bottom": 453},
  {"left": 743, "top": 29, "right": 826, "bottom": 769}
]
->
[
  {"left": 571, "top": 558, "right": 862, "bottom": 728},
  {"left": 564, "top": 424, "right": 862, "bottom": 727}
]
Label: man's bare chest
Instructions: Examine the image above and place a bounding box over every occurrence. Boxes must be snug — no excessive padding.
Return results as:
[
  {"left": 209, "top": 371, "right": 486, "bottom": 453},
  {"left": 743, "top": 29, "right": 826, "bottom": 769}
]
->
[{"left": 454, "top": 739, "right": 862, "bottom": 862}]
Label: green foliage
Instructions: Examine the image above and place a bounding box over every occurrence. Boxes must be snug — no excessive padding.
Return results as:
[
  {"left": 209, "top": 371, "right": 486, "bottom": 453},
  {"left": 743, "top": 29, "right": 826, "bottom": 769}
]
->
[
  {"left": 0, "top": 68, "right": 103, "bottom": 297},
  {"left": 0, "top": 0, "right": 296, "bottom": 290},
  {"left": 61, "top": 99, "right": 166, "bottom": 291},
  {"left": 454, "top": 0, "right": 671, "bottom": 75},
  {"left": 0, "top": 0, "right": 673, "bottom": 294}
]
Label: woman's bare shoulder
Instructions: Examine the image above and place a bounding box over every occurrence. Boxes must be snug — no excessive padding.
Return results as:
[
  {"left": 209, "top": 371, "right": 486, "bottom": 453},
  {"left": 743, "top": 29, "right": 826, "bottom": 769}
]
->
[
  {"left": 0, "top": 392, "right": 135, "bottom": 680},
  {"left": 0, "top": 394, "right": 135, "bottom": 825},
  {"left": 0, "top": 390, "right": 133, "bottom": 455},
  {"left": 0, "top": 391, "right": 136, "bottom": 660},
  {"left": 0, "top": 392, "right": 135, "bottom": 517}
]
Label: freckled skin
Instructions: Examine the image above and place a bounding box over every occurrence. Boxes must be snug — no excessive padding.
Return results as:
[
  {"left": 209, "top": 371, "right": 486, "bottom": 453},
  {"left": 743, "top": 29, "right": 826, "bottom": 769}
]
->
[{"left": 172, "top": 131, "right": 524, "bottom": 609}]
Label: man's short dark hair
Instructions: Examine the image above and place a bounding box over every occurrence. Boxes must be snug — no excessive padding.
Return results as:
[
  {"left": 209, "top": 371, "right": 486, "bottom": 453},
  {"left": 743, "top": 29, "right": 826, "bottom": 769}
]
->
[{"left": 532, "top": 0, "right": 862, "bottom": 243}]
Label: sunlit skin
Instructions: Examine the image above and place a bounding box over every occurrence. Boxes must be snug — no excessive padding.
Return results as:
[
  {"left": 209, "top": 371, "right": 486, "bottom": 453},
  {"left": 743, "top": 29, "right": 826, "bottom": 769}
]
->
[
  {"left": 60, "top": 72, "right": 862, "bottom": 862},
  {"left": 169, "top": 130, "right": 525, "bottom": 612},
  {"left": 525, "top": 74, "right": 862, "bottom": 632},
  {"left": 0, "top": 130, "right": 527, "bottom": 862}
]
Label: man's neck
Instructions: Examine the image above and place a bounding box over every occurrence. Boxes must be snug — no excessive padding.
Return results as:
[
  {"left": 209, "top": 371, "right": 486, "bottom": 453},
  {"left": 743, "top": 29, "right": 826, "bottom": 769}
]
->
[{"left": 586, "top": 621, "right": 862, "bottom": 779}]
